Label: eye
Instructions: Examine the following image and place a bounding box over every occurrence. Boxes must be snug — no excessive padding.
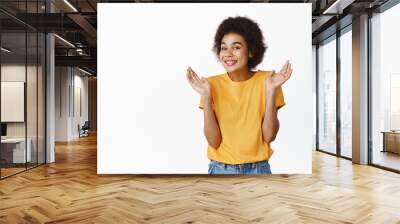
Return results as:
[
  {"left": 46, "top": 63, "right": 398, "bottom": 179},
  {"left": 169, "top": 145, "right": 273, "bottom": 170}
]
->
[
  {"left": 221, "top": 47, "right": 227, "bottom": 51},
  {"left": 234, "top": 46, "right": 241, "bottom": 50}
]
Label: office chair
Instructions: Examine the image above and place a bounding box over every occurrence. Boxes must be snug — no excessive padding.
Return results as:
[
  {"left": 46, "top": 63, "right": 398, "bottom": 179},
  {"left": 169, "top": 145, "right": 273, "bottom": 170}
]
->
[{"left": 79, "top": 121, "right": 90, "bottom": 138}]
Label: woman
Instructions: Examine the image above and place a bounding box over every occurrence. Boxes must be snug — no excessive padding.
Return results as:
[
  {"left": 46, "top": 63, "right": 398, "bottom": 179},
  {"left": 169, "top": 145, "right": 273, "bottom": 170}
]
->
[{"left": 186, "top": 16, "right": 292, "bottom": 174}]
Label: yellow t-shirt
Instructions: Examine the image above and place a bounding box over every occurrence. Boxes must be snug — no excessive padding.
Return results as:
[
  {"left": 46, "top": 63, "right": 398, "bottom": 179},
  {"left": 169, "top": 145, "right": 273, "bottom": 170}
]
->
[{"left": 199, "top": 70, "right": 285, "bottom": 164}]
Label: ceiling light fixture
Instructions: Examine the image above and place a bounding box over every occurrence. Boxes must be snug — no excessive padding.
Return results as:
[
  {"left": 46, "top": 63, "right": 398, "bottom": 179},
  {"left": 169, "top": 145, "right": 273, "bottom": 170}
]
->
[
  {"left": 54, "top": 34, "right": 75, "bottom": 48},
  {"left": 63, "top": 0, "right": 78, "bottom": 12},
  {"left": 1, "top": 47, "right": 11, "bottom": 53},
  {"left": 322, "top": 0, "right": 354, "bottom": 14},
  {"left": 78, "top": 67, "right": 93, "bottom": 76}
]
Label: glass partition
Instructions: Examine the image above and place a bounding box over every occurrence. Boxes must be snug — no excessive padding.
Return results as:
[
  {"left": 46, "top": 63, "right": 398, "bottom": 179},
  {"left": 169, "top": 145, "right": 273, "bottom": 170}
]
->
[
  {"left": 371, "top": 3, "right": 400, "bottom": 171},
  {"left": 1, "top": 31, "right": 28, "bottom": 177},
  {"left": 0, "top": 1, "right": 46, "bottom": 179},
  {"left": 339, "top": 28, "right": 352, "bottom": 158},
  {"left": 317, "top": 36, "right": 337, "bottom": 155}
]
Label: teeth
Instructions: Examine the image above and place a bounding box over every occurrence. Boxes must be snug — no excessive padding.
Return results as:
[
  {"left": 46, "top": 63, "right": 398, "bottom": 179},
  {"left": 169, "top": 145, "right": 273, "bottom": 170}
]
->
[{"left": 225, "top": 60, "right": 237, "bottom": 66}]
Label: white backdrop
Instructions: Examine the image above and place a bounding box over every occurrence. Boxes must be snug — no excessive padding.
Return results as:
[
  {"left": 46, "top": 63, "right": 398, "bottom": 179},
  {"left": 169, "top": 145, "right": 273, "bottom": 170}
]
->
[{"left": 98, "top": 3, "right": 312, "bottom": 174}]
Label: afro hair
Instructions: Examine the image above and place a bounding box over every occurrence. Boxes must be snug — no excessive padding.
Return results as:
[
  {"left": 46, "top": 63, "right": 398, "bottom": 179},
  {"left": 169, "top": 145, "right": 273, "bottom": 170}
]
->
[{"left": 213, "top": 16, "right": 267, "bottom": 70}]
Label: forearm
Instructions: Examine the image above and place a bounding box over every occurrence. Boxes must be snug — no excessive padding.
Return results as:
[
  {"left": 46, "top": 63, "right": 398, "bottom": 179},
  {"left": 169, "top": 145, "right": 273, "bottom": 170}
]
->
[
  {"left": 262, "top": 89, "right": 279, "bottom": 144},
  {"left": 202, "top": 95, "right": 222, "bottom": 149}
]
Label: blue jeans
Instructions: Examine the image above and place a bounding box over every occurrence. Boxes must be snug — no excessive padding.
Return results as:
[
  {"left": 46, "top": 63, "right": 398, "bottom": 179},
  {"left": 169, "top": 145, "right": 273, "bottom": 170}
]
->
[{"left": 208, "top": 160, "right": 272, "bottom": 174}]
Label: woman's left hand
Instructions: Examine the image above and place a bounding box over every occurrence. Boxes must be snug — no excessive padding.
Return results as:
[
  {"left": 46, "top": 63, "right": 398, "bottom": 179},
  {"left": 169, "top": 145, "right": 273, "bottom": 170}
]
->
[{"left": 265, "top": 60, "right": 293, "bottom": 90}]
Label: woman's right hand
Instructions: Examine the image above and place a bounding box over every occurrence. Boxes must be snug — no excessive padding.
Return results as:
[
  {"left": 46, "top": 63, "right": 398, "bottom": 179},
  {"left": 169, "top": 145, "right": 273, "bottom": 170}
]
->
[{"left": 186, "top": 67, "right": 211, "bottom": 97}]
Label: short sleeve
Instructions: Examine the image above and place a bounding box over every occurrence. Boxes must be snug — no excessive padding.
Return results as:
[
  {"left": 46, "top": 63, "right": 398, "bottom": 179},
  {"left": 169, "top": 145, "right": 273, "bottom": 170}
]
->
[{"left": 275, "top": 86, "right": 285, "bottom": 110}]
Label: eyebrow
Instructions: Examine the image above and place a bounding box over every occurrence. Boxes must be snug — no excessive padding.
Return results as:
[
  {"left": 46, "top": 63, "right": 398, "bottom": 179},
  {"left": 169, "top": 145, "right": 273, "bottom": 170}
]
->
[{"left": 221, "top": 42, "right": 243, "bottom": 46}]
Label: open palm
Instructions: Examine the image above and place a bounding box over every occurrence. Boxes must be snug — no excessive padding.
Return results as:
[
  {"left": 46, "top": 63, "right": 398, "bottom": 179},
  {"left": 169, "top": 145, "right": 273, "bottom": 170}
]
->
[
  {"left": 266, "top": 60, "right": 293, "bottom": 89},
  {"left": 186, "top": 67, "right": 211, "bottom": 97}
]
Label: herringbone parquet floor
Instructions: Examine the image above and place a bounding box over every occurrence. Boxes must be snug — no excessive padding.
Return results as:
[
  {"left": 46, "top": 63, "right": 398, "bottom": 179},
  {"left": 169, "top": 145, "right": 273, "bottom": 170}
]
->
[{"left": 1, "top": 134, "right": 400, "bottom": 224}]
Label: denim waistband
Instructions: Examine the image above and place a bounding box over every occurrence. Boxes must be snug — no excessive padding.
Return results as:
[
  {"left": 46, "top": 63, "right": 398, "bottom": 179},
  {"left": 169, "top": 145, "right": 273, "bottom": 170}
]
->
[{"left": 210, "top": 159, "right": 268, "bottom": 169}]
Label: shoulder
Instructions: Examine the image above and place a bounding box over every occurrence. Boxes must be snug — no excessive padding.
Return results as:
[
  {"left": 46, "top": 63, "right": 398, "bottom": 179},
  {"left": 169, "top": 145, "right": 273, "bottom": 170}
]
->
[
  {"left": 207, "top": 73, "right": 225, "bottom": 80},
  {"left": 256, "top": 70, "right": 275, "bottom": 78},
  {"left": 206, "top": 73, "right": 226, "bottom": 83}
]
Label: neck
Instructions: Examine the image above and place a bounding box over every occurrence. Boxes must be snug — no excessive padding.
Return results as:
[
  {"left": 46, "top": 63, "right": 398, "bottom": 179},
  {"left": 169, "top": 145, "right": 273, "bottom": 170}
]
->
[{"left": 228, "top": 67, "right": 254, "bottom": 82}]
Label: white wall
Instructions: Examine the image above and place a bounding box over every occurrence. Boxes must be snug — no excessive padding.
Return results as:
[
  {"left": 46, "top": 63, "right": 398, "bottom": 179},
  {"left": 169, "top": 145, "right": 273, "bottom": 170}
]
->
[
  {"left": 55, "top": 67, "right": 89, "bottom": 141},
  {"left": 73, "top": 72, "right": 89, "bottom": 136}
]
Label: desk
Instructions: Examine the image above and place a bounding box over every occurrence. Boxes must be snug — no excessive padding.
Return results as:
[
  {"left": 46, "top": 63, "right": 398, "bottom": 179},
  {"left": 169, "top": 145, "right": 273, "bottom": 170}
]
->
[
  {"left": 1, "top": 138, "right": 32, "bottom": 163},
  {"left": 381, "top": 131, "right": 400, "bottom": 154}
]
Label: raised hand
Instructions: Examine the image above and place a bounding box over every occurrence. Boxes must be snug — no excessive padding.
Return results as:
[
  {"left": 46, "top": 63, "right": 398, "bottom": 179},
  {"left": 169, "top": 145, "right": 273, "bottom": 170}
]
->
[
  {"left": 266, "top": 60, "right": 293, "bottom": 90},
  {"left": 186, "top": 67, "right": 211, "bottom": 97}
]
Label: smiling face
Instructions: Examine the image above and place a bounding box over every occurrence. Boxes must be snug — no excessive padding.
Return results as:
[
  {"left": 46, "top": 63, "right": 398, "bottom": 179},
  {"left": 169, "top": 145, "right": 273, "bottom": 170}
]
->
[{"left": 219, "top": 33, "right": 252, "bottom": 73}]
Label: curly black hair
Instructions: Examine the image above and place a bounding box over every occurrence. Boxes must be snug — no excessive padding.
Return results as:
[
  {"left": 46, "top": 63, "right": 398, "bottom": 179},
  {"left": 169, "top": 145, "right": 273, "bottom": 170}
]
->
[{"left": 213, "top": 16, "right": 267, "bottom": 70}]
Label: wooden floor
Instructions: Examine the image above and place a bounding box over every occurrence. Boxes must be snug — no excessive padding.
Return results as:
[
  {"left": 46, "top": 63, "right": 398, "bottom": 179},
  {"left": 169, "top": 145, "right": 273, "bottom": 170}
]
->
[
  {"left": 1, "top": 134, "right": 400, "bottom": 224},
  {"left": 0, "top": 167, "right": 26, "bottom": 178}
]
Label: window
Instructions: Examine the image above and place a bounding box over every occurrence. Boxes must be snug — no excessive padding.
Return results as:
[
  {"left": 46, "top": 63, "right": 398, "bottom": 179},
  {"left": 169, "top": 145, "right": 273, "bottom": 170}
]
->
[
  {"left": 371, "top": 3, "right": 400, "bottom": 171},
  {"left": 339, "top": 29, "right": 352, "bottom": 158},
  {"left": 317, "top": 37, "right": 337, "bottom": 154}
]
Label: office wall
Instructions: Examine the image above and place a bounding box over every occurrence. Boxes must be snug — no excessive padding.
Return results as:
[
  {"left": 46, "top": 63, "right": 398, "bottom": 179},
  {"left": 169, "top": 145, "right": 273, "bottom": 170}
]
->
[
  {"left": 55, "top": 67, "right": 89, "bottom": 141},
  {"left": 55, "top": 66, "right": 69, "bottom": 141},
  {"left": 1, "top": 65, "right": 42, "bottom": 138},
  {"left": 72, "top": 71, "right": 89, "bottom": 138}
]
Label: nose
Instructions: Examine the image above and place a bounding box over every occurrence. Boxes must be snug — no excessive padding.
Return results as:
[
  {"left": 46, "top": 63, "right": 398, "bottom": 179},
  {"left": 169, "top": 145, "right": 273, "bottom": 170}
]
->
[{"left": 223, "top": 48, "right": 233, "bottom": 57}]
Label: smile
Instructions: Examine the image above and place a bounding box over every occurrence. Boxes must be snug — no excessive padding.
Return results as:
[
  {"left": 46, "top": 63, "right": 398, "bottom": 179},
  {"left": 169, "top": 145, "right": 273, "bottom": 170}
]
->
[{"left": 224, "top": 60, "right": 237, "bottom": 66}]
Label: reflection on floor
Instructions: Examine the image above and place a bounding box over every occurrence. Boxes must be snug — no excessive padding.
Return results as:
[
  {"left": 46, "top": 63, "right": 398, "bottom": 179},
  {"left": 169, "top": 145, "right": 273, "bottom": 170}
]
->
[
  {"left": 373, "top": 150, "right": 400, "bottom": 171},
  {"left": 0, "top": 163, "right": 41, "bottom": 178},
  {"left": 0, "top": 167, "right": 25, "bottom": 178}
]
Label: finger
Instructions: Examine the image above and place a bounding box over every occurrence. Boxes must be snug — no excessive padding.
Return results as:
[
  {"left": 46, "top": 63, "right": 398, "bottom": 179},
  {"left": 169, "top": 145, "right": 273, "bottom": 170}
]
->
[
  {"left": 187, "top": 68, "right": 193, "bottom": 79},
  {"left": 189, "top": 68, "right": 201, "bottom": 84},
  {"left": 189, "top": 67, "right": 201, "bottom": 82},
  {"left": 187, "top": 69, "right": 194, "bottom": 82},
  {"left": 285, "top": 66, "right": 292, "bottom": 77},
  {"left": 281, "top": 62, "right": 288, "bottom": 74},
  {"left": 283, "top": 64, "right": 290, "bottom": 77},
  {"left": 283, "top": 61, "right": 292, "bottom": 76},
  {"left": 187, "top": 70, "right": 200, "bottom": 87},
  {"left": 187, "top": 72, "right": 196, "bottom": 86},
  {"left": 286, "top": 68, "right": 292, "bottom": 80},
  {"left": 187, "top": 71, "right": 194, "bottom": 83},
  {"left": 284, "top": 61, "right": 290, "bottom": 73}
]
